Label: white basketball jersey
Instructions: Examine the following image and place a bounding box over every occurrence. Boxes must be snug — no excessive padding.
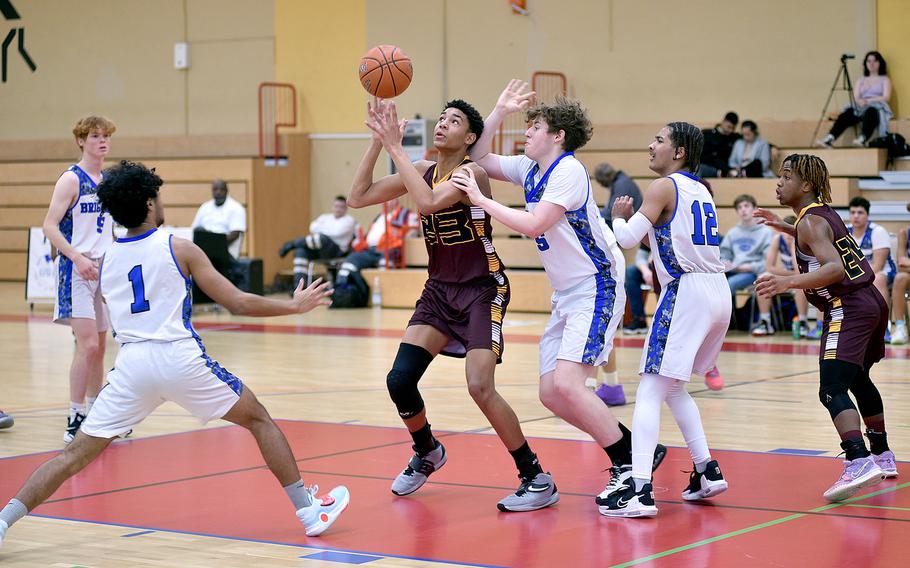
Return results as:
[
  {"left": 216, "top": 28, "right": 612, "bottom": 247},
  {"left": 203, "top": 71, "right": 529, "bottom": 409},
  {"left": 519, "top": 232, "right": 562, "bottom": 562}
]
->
[
  {"left": 505, "top": 153, "right": 622, "bottom": 291},
  {"left": 59, "top": 165, "right": 112, "bottom": 259},
  {"left": 649, "top": 172, "right": 725, "bottom": 288},
  {"left": 100, "top": 229, "right": 195, "bottom": 344}
]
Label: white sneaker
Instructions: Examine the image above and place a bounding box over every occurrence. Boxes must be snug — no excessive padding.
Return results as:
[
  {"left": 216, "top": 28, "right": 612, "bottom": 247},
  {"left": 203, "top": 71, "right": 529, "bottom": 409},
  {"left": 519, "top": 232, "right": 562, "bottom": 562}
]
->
[
  {"left": 814, "top": 136, "right": 834, "bottom": 148},
  {"left": 890, "top": 322, "right": 908, "bottom": 345},
  {"left": 296, "top": 485, "right": 350, "bottom": 536},
  {"left": 852, "top": 135, "right": 867, "bottom": 147},
  {"left": 823, "top": 456, "right": 884, "bottom": 502},
  {"left": 0, "top": 519, "right": 8, "bottom": 549}
]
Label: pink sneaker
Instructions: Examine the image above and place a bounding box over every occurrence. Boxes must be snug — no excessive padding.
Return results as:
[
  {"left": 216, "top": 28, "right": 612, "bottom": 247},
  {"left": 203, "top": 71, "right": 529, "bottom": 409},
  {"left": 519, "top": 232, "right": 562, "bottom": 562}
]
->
[
  {"left": 873, "top": 451, "right": 899, "bottom": 478},
  {"left": 823, "top": 456, "right": 884, "bottom": 502},
  {"left": 704, "top": 367, "right": 724, "bottom": 391}
]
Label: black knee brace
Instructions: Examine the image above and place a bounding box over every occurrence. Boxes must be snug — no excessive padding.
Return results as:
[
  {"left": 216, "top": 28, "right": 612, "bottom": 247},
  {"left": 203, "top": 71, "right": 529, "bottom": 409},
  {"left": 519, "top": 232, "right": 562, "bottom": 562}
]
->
[
  {"left": 386, "top": 343, "right": 434, "bottom": 419},
  {"left": 818, "top": 360, "right": 860, "bottom": 420},
  {"left": 848, "top": 367, "right": 884, "bottom": 418}
]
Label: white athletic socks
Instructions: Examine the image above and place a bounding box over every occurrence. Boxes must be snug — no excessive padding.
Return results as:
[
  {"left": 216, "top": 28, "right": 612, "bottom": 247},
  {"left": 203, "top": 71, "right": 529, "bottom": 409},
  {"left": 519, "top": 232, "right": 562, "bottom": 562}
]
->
[
  {"left": 0, "top": 499, "right": 27, "bottom": 528},
  {"left": 284, "top": 480, "right": 314, "bottom": 510},
  {"left": 69, "top": 403, "right": 85, "bottom": 419}
]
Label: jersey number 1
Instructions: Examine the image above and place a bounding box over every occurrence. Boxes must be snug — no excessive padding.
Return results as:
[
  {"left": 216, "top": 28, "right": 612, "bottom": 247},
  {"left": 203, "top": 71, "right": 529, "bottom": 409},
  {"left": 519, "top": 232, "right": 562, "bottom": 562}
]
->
[
  {"left": 690, "top": 201, "right": 720, "bottom": 246},
  {"left": 128, "top": 265, "right": 151, "bottom": 314}
]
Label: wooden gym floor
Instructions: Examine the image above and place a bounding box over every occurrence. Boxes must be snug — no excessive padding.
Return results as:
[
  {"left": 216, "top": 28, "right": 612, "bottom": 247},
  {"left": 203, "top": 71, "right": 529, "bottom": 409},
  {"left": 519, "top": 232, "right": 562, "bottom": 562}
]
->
[{"left": 0, "top": 282, "right": 907, "bottom": 567}]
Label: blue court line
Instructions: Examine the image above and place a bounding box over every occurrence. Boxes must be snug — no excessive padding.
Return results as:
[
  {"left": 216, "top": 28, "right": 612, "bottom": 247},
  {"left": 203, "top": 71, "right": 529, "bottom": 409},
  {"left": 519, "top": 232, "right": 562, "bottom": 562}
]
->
[
  {"left": 301, "top": 550, "right": 381, "bottom": 564},
  {"left": 768, "top": 448, "right": 828, "bottom": 456},
  {"left": 27, "top": 513, "right": 508, "bottom": 568},
  {"left": 122, "top": 529, "right": 156, "bottom": 537}
]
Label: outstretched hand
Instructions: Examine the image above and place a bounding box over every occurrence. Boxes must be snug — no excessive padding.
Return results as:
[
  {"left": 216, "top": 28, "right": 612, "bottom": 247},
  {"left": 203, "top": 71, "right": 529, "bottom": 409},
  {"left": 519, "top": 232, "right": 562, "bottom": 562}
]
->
[
  {"left": 365, "top": 97, "right": 407, "bottom": 148},
  {"left": 451, "top": 167, "right": 484, "bottom": 204},
  {"left": 754, "top": 273, "right": 790, "bottom": 298},
  {"left": 753, "top": 208, "right": 791, "bottom": 233},
  {"left": 495, "top": 79, "right": 536, "bottom": 116},
  {"left": 291, "top": 277, "right": 333, "bottom": 313}
]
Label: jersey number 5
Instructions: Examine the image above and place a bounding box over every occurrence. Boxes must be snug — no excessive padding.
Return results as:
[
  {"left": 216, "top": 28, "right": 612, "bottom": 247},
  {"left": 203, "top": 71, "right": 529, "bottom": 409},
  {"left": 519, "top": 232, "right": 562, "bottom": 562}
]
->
[
  {"left": 127, "top": 265, "right": 151, "bottom": 314},
  {"left": 535, "top": 235, "right": 550, "bottom": 251},
  {"left": 690, "top": 200, "right": 720, "bottom": 246}
]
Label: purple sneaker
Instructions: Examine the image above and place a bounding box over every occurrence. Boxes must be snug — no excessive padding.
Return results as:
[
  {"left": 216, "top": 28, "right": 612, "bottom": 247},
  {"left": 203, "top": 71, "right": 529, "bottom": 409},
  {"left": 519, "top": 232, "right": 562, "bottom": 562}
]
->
[
  {"left": 595, "top": 383, "right": 626, "bottom": 406},
  {"left": 873, "top": 451, "right": 898, "bottom": 478},
  {"left": 823, "top": 456, "right": 885, "bottom": 502}
]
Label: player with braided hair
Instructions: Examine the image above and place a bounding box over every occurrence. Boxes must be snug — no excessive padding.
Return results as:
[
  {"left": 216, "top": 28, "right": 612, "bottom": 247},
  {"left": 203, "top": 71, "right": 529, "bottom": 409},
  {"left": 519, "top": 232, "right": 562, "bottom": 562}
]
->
[
  {"left": 755, "top": 154, "right": 894, "bottom": 501},
  {"left": 599, "top": 122, "right": 731, "bottom": 517}
]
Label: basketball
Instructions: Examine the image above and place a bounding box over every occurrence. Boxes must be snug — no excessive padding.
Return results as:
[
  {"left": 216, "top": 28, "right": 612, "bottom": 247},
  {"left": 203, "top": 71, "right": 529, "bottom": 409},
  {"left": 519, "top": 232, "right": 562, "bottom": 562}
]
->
[{"left": 358, "top": 45, "right": 413, "bottom": 98}]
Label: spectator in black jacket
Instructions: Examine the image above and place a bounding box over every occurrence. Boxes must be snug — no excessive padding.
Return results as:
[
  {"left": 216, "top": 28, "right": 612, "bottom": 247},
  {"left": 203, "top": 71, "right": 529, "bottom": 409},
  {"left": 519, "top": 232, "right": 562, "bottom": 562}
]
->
[
  {"left": 698, "top": 112, "right": 741, "bottom": 178},
  {"left": 596, "top": 163, "right": 642, "bottom": 228}
]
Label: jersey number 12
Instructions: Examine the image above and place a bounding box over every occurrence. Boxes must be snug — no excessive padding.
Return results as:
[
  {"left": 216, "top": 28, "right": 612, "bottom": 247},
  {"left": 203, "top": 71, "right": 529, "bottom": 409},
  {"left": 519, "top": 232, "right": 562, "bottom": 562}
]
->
[{"left": 690, "top": 201, "right": 720, "bottom": 246}]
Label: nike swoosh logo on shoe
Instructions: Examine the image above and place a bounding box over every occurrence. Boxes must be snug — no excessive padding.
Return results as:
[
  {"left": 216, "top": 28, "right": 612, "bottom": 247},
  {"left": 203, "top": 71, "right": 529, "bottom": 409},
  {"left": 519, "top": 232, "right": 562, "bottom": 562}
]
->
[
  {"left": 616, "top": 496, "right": 631, "bottom": 508},
  {"left": 527, "top": 483, "right": 551, "bottom": 493}
]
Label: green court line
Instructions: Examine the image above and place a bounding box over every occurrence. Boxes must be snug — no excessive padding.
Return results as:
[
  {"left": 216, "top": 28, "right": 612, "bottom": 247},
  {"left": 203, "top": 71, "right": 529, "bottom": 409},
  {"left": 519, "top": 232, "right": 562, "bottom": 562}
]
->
[
  {"left": 610, "top": 481, "right": 910, "bottom": 568},
  {"left": 845, "top": 504, "right": 910, "bottom": 512}
]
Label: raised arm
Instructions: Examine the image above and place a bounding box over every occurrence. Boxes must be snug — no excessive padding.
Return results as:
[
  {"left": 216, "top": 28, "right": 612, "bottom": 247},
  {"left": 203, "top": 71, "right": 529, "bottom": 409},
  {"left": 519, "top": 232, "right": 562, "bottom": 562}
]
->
[
  {"left": 470, "top": 79, "right": 536, "bottom": 181},
  {"left": 42, "top": 171, "right": 99, "bottom": 280},
  {"left": 348, "top": 100, "right": 409, "bottom": 209},
  {"left": 754, "top": 208, "right": 796, "bottom": 237},
  {"left": 172, "top": 237, "right": 331, "bottom": 316},
  {"left": 366, "top": 100, "right": 467, "bottom": 214}
]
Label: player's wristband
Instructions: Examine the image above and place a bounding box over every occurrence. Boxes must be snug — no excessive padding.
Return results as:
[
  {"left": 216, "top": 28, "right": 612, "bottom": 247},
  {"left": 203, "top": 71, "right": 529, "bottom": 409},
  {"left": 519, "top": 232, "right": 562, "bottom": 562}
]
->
[{"left": 613, "top": 212, "right": 652, "bottom": 249}]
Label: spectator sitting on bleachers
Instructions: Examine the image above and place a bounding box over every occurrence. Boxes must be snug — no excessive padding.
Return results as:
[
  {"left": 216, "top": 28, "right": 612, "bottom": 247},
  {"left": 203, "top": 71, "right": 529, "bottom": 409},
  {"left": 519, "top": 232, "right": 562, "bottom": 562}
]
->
[
  {"left": 816, "top": 51, "right": 893, "bottom": 148},
  {"left": 891, "top": 222, "right": 909, "bottom": 344},
  {"left": 698, "top": 111, "right": 741, "bottom": 178},
  {"left": 847, "top": 196, "right": 897, "bottom": 340},
  {"left": 335, "top": 197, "right": 418, "bottom": 289},
  {"left": 728, "top": 120, "right": 774, "bottom": 178},
  {"left": 753, "top": 215, "right": 810, "bottom": 337},
  {"left": 595, "top": 162, "right": 642, "bottom": 227},
  {"left": 720, "top": 194, "right": 773, "bottom": 326},
  {"left": 191, "top": 179, "right": 246, "bottom": 259},
  {"left": 279, "top": 195, "right": 357, "bottom": 287}
]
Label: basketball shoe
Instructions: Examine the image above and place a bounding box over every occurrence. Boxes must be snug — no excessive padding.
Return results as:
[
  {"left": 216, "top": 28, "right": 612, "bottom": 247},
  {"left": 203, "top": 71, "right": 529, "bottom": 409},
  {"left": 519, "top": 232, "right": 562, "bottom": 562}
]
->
[
  {"left": 681, "top": 460, "right": 729, "bottom": 501},
  {"left": 704, "top": 367, "right": 724, "bottom": 391},
  {"left": 595, "top": 464, "right": 632, "bottom": 506},
  {"left": 823, "top": 456, "right": 885, "bottom": 502},
  {"left": 497, "top": 472, "right": 559, "bottom": 512},
  {"left": 63, "top": 412, "right": 86, "bottom": 444},
  {"left": 296, "top": 485, "right": 350, "bottom": 536},
  {"left": 0, "top": 410, "right": 13, "bottom": 429},
  {"left": 598, "top": 480, "right": 657, "bottom": 517},
  {"left": 391, "top": 441, "right": 447, "bottom": 496},
  {"left": 0, "top": 519, "right": 7, "bottom": 549},
  {"left": 872, "top": 451, "right": 898, "bottom": 478}
]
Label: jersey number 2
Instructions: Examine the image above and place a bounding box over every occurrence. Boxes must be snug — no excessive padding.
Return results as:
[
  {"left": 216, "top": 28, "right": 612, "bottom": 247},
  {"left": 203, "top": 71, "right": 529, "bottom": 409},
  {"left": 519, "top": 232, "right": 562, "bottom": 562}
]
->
[
  {"left": 128, "top": 265, "right": 151, "bottom": 314},
  {"left": 690, "top": 201, "right": 720, "bottom": 246}
]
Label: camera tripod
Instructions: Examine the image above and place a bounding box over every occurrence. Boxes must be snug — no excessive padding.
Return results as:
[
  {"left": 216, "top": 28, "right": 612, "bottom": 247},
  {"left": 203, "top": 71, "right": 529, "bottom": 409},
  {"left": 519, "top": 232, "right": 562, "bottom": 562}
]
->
[{"left": 811, "top": 54, "right": 858, "bottom": 146}]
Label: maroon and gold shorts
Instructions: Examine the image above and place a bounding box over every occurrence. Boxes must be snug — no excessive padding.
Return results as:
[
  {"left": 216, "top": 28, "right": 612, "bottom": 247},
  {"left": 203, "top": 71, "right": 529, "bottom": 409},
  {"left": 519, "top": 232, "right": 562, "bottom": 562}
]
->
[
  {"left": 408, "top": 273, "right": 510, "bottom": 362},
  {"left": 819, "top": 286, "right": 888, "bottom": 369}
]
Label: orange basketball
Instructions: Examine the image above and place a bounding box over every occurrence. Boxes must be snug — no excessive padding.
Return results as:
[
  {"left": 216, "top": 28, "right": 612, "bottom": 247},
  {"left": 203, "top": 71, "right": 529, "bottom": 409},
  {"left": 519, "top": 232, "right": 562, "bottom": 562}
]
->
[{"left": 358, "top": 45, "right": 413, "bottom": 98}]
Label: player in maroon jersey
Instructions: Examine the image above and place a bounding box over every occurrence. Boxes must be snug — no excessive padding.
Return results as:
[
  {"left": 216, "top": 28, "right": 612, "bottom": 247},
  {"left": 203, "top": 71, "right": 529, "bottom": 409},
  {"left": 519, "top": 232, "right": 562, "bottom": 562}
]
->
[
  {"left": 348, "top": 98, "right": 557, "bottom": 512},
  {"left": 755, "top": 154, "right": 896, "bottom": 501}
]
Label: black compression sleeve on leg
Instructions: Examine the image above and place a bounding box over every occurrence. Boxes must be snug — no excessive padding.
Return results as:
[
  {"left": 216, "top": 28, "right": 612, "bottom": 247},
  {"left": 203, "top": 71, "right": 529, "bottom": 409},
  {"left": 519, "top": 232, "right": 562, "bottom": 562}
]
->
[
  {"left": 386, "top": 343, "right": 434, "bottom": 419},
  {"left": 818, "top": 359, "right": 861, "bottom": 421},
  {"left": 848, "top": 367, "right": 885, "bottom": 418}
]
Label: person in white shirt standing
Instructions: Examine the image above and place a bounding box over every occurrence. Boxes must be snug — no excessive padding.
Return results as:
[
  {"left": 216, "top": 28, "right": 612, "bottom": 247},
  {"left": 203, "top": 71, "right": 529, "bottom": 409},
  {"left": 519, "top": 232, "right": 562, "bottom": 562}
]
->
[
  {"left": 0, "top": 161, "right": 348, "bottom": 549},
  {"left": 42, "top": 115, "right": 116, "bottom": 444},
  {"left": 456, "top": 80, "right": 666, "bottom": 515},
  {"left": 279, "top": 195, "right": 357, "bottom": 287},
  {"left": 191, "top": 179, "right": 247, "bottom": 259},
  {"left": 600, "top": 122, "right": 730, "bottom": 517}
]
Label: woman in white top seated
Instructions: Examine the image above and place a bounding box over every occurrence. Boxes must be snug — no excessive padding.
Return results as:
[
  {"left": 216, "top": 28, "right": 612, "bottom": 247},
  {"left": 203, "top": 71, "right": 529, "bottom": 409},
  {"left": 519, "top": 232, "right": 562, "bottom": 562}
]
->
[{"left": 728, "top": 120, "right": 773, "bottom": 178}]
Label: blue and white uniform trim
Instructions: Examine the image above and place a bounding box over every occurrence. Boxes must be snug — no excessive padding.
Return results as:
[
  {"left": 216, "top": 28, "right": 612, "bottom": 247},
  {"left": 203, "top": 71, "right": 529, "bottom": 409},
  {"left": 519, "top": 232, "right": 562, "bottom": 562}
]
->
[
  {"left": 171, "top": 236, "right": 244, "bottom": 396},
  {"left": 644, "top": 278, "right": 681, "bottom": 374}
]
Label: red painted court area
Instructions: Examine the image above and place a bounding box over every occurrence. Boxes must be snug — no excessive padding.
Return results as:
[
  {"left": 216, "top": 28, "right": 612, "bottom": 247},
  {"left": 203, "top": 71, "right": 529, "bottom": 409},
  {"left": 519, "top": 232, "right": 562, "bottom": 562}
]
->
[{"left": 1, "top": 422, "right": 905, "bottom": 567}]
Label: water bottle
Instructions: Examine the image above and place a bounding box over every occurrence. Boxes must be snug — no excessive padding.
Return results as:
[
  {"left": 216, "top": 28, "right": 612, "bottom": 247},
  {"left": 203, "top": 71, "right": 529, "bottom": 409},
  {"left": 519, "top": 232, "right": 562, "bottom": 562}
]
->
[
  {"left": 791, "top": 317, "right": 801, "bottom": 340},
  {"left": 371, "top": 275, "right": 382, "bottom": 307}
]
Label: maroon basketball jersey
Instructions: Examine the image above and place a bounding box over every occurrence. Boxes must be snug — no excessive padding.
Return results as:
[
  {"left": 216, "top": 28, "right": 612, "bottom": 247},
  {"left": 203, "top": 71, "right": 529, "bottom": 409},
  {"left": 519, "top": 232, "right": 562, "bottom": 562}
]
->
[
  {"left": 420, "top": 160, "right": 504, "bottom": 283},
  {"left": 794, "top": 202, "right": 874, "bottom": 311}
]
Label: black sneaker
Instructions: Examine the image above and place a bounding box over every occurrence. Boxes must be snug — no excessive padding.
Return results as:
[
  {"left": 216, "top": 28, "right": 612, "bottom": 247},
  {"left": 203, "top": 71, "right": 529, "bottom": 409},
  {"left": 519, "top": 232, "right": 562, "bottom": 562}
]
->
[
  {"left": 652, "top": 443, "right": 667, "bottom": 472},
  {"left": 63, "top": 412, "right": 86, "bottom": 444},
  {"left": 598, "top": 481, "right": 658, "bottom": 517},
  {"left": 595, "top": 465, "right": 632, "bottom": 506},
  {"left": 623, "top": 317, "right": 648, "bottom": 335},
  {"left": 681, "top": 460, "right": 728, "bottom": 500}
]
